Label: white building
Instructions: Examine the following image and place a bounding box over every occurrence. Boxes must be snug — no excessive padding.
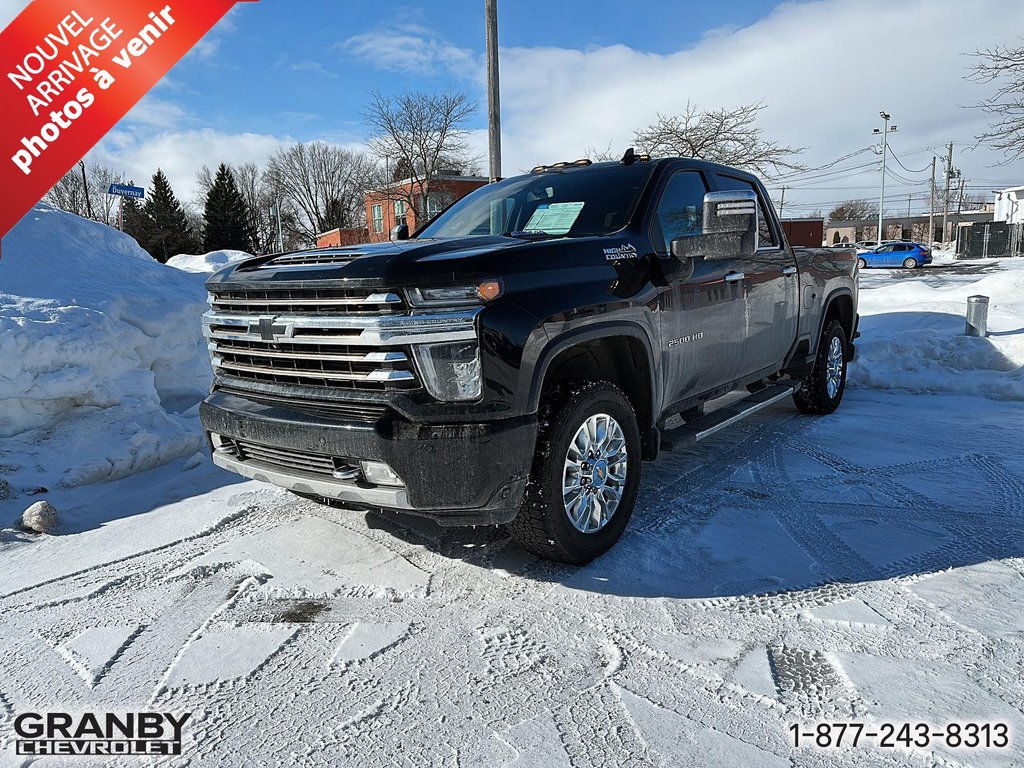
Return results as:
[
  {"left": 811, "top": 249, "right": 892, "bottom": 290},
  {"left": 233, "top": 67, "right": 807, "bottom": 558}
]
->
[{"left": 994, "top": 186, "right": 1024, "bottom": 224}]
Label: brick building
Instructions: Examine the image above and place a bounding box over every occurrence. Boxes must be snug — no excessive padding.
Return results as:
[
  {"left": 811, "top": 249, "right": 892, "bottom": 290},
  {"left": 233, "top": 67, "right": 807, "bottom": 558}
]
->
[
  {"left": 315, "top": 226, "right": 373, "bottom": 248},
  {"left": 364, "top": 173, "right": 488, "bottom": 243}
]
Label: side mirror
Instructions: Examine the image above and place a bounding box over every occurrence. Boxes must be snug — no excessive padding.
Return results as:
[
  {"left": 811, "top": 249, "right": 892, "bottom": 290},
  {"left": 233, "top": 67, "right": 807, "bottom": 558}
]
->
[
  {"left": 391, "top": 223, "right": 410, "bottom": 241},
  {"left": 670, "top": 190, "right": 758, "bottom": 262}
]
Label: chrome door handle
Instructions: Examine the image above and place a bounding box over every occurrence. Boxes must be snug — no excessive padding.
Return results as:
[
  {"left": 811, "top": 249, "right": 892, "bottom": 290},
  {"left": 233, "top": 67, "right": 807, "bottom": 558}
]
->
[
  {"left": 782, "top": 266, "right": 797, "bottom": 275},
  {"left": 724, "top": 272, "right": 745, "bottom": 282}
]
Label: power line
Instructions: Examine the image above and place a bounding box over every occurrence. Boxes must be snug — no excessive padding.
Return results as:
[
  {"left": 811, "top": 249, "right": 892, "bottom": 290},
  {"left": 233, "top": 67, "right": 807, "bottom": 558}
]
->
[{"left": 885, "top": 144, "right": 931, "bottom": 174}]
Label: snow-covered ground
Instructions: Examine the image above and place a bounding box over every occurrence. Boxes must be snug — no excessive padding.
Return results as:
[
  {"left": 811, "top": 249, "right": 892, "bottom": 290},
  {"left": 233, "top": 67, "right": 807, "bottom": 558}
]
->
[
  {"left": 166, "top": 250, "right": 253, "bottom": 274},
  {"left": 1, "top": 219, "right": 1023, "bottom": 766},
  {"left": 0, "top": 206, "right": 214, "bottom": 494}
]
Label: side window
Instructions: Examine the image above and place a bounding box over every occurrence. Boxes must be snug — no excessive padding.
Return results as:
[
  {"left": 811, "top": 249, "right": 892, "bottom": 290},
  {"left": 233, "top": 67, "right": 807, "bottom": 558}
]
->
[
  {"left": 714, "top": 174, "right": 779, "bottom": 248},
  {"left": 653, "top": 171, "right": 707, "bottom": 253}
]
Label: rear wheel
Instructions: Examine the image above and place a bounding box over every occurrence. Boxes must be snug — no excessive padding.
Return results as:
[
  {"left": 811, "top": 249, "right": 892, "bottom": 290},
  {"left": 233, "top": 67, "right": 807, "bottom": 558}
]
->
[
  {"left": 507, "top": 381, "right": 641, "bottom": 564},
  {"left": 793, "top": 319, "right": 848, "bottom": 415},
  {"left": 903, "top": 257, "right": 918, "bottom": 269},
  {"left": 857, "top": 257, "right": 867, "bottom": 270}
]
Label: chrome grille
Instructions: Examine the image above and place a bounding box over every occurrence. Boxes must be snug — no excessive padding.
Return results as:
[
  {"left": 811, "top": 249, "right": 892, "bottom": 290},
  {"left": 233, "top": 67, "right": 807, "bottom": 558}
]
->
[
  {"left": 210, "top": 337, "right": 416, "bottom": 390},
  {"left": 209, "top": 287, "right": 404, "bottom": 316},
  {"left": 203, "top": 300, "right": 480, "bottom": 395},
  {"left": 214, "top": 435, "right": 360, "bottom": 480},
  {"left": 258, "top": 250, "right": 363, "bottom": 269}
]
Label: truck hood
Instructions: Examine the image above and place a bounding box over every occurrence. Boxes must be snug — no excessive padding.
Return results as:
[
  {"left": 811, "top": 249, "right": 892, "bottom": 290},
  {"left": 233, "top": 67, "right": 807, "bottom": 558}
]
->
[{"left": 205, "top": 236, "right": 537, "bottom": 288}]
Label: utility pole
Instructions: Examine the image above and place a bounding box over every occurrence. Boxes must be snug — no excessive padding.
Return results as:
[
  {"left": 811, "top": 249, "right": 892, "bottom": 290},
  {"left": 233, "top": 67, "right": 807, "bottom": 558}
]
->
[
  {"left": 907, "top": 193, "right": 912, "bottom": 220},
  {"left": 928, "top": 156, "right": 936, "bottom": 245},
  {"left": 941, "top": 142, "right": 953, "bottom": 245},
  {"left": 485, "top": 0, "right": 502, "bottom": 181},
  {"left": 778, "top": 186, "right": 786, "bottom": 219},
  {"left": 271, "top": 201, "right": 283, "bottom": 253},
  {"left": 873, "top": 112, "right": 896, "bottom": 243},
  {"left": 79, "top": 160, "right": 94, "bottom": 220}
]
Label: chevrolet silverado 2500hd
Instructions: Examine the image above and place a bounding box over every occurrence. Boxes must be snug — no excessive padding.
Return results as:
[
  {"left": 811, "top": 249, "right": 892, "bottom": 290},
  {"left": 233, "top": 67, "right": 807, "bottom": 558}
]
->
[{"left": 200, "top": 152, "right": 858, "bottom": 563}]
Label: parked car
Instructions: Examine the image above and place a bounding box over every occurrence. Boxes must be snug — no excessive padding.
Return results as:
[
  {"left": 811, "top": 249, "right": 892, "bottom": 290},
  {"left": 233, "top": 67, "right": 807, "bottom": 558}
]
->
[
  {"left": 857, "top": 241, "right": 932, "bottom": 269},
  {"left": 829, "top": 241, "right": 870, "bottom": 252},
  {"left": 201, "top": 155, "right": 858, "bottom": 564}
]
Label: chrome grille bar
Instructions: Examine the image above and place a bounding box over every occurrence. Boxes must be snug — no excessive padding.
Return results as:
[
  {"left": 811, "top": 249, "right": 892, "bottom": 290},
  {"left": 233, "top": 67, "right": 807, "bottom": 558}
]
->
[
  {"left": 212, "top": 358, "right": 416, "bottom": 383},
  {"left": 211, "top": 292, "right": 401, "bottom": 308},
  {"left": 207, "top": 343, "right": 407, "bottom": 365}
]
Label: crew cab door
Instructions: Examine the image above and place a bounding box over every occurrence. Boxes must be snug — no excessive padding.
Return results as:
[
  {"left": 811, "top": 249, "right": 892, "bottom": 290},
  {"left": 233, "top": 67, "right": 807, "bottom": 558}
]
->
[
  {"left": 712, "top": 173, "right": 799, "bottom": 375},
  {"left": 651, "top": 168, "right": 749, "bottom": 406}
]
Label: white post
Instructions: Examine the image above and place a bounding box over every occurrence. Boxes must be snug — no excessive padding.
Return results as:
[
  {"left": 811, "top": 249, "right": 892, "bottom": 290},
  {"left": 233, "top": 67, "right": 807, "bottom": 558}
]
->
[{"left": 876, "top": 111, "right": 890, "bottom": 244}]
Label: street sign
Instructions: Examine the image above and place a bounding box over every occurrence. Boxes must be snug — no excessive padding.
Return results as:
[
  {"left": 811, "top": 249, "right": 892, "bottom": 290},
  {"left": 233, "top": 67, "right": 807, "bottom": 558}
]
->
[{"left": 107, "top": 183, "right": 145, "bottom": 199}]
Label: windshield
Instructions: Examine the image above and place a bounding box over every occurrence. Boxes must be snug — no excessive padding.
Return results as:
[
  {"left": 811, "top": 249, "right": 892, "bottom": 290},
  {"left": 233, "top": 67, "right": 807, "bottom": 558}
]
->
[{"left": 417, "top": 164, "right": 653, "bottom": 240}]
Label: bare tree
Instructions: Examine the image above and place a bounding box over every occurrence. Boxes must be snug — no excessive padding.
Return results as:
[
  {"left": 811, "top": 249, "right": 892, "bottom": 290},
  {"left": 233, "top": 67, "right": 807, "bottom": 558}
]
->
[
  {"left": 44, "top": 162, "right": 126, "bottom": 226},
  {"left": 968, "top": 42, "right": 1024, "bottom": 161},
  {"left": 264, "top": 142, "right": 376, "bottom": 244},
  {"left": 45, "top": 168, "right": 90, "bottom": 217},
  {"left": 634, "top": 102, "right": 805, "bottom": 178},
  {"left": 363, "top": 90, "right": 477, "bottom": 219},
  {"left": 583, "top": 142, "right": 619, "bottom": 162},
  {"left": 89, "top": 164, "right": 126, "bottom": 226},
  {"left": 828, "top": 199, "right": 879, "bottom": 221}
]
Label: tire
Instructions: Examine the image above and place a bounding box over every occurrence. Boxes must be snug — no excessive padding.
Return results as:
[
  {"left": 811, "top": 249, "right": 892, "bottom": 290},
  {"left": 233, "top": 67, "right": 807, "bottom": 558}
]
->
[
  {"left": 857, "top": 258, "right": 867, "bottom": 270},
  {"left": 507, "top": 381, "right": 641, "bottom": 564},
  {"left": 903, "top": 257, "right": 917, "bottom": 269},
  {"left": 793, "top": 319, "right": 848, "bottom": 415}
]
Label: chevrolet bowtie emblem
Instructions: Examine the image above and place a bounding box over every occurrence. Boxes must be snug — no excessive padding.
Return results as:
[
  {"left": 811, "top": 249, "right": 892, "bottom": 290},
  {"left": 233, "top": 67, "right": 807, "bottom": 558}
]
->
[{"left": 249, "top": 317, "right": 290, "bottom": 341}]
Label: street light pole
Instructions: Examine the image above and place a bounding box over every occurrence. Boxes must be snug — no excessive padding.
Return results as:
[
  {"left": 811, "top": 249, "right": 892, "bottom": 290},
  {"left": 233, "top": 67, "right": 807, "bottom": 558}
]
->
[
  {"left": 941, "top": 142, "right": 954, "bottom": 245},
  {"left": 873, "top": 111, "right": 896, "bottom": 244},
  {"left": 928, "top": 155, "right": 936, "bottom": 245},
  {"left": 485, "top": 0, "right": 502, "bottom": 181}
]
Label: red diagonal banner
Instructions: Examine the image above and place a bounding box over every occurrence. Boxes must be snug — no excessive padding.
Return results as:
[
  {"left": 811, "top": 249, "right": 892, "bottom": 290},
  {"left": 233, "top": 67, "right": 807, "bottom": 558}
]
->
[{"left": 0, "top": 0, "right": 257, "bottom": 253}]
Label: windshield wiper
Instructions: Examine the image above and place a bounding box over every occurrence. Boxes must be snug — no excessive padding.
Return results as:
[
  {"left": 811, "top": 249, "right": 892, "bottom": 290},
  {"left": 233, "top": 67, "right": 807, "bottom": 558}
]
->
[{"left": 506, "top": 230, "right": 556, "bottom": 240}]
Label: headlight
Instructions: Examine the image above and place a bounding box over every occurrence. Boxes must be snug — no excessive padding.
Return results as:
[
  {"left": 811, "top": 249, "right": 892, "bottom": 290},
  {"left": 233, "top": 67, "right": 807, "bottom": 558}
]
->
[
  {"left": 406, "top": 280, "right": 502, "bottom": 307},
  {"left": 412, "top": 341, "right": 482, "bottom": 401}
]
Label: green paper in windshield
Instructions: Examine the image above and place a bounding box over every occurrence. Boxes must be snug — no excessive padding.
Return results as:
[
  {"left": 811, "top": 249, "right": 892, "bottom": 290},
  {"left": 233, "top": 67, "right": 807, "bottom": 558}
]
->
[{"left": 523, "top": 201, "right": 585, "bottom": 235}]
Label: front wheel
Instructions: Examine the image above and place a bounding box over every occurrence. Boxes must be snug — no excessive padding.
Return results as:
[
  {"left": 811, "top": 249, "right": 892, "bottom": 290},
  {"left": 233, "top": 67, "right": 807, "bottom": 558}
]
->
[
  {"left": 793, "top": 319, "right": 849, "bottom": 415},
  {"left": 507, "top": 381, "right": 641, "bottom": 564},
  {"left": 903, "top": 257, "right": 918, "bottom": 269},
  {"left": 857, "top": 257, "right": 867, "bottom": 270}
]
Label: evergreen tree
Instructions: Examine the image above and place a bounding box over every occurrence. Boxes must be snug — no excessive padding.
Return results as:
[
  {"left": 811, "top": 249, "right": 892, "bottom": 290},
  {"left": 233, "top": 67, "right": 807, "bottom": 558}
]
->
[
  {"left": 203, "top": 163, "right": 256, "bottom": 252},
  {"left": 120, "top": 195, "right": 150, "bottom": 246},
  {"left": 141, "top": 169, "right": 197, "bottom": 262}
]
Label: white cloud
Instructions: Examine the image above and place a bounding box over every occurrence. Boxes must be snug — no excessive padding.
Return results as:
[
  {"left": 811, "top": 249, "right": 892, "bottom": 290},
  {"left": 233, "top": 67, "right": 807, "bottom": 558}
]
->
[
  {"left": 491, "top": 0, "right": 1024, "bottom": 211},
  {"left": 338, "top": 23, "right": 478, "bottom": 77},
  {"left": 30, "top": 0, "right": 1024, "bottom": 219},
  {"left": 86, "top": 129, "right": 294, "bottom": 206}
]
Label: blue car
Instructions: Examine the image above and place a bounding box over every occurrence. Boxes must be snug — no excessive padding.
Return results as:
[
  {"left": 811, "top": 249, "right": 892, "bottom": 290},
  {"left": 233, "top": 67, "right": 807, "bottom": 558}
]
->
[{"left": 857, "top": 242, "right": 932, "bottom": 269}]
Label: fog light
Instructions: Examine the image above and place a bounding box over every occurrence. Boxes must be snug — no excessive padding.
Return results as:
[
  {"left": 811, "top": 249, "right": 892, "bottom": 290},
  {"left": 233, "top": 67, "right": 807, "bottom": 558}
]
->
[
  {"left": 360, "top": 460, "right": 404, "bottom": 487},
  {"left": 412, "top": 341, "right": 482, "bottom": 401}
]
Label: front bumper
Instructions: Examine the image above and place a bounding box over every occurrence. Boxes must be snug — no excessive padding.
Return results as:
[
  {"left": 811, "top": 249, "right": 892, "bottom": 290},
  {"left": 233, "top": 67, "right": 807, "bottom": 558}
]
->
[{"left": 200, "top": 390, "right": 537, "bottom": 526}]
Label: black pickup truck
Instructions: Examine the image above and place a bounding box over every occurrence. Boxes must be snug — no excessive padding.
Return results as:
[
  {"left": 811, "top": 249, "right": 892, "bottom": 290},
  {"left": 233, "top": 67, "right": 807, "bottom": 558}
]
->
[{"left": 200, "top": 152, "right": 858, "bottom": 563}]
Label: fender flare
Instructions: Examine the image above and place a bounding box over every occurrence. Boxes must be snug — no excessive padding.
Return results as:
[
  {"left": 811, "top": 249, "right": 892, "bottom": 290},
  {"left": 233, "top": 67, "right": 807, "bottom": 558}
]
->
[
  {"left": 523, "top": 321, "right": 659, "bottom": 418},
  {"left": 816, "top": 286, "right": 856, "bottom": 350}
]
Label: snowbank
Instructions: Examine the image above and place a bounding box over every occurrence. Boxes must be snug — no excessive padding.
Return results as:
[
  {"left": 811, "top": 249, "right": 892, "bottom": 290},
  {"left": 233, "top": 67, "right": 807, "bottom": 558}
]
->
[
  {"left": 0, "top": 205, "right": 211, "bottom": 495},
  {"left": 850, "top": 257, "right": 1024, "bottom": 399},
  {"left": 167, "top": 249, "right": 253, "bottom": 274}
]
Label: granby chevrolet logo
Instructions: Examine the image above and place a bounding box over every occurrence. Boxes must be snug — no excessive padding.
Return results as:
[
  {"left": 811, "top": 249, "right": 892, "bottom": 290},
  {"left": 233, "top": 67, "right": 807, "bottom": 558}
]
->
[{"left": 13, "top": 711, "right": 191, "bottom": 756}]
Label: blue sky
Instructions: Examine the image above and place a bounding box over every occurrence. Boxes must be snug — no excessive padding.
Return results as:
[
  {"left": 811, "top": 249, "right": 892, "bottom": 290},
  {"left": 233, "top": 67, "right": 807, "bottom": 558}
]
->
[
  {"left": 3, "top": 0, "right": 1023, "bottom": 213},
  {"left": 156, "top": 0, "right": 774, "bottom": 144}
]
